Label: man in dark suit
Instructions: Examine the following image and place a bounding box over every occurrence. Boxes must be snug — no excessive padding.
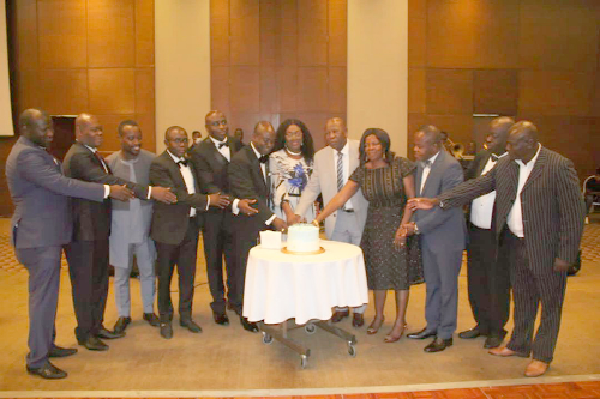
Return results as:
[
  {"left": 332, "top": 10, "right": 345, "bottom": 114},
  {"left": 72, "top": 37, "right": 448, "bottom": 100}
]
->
[
  {"left": 6, "top": 109, "right": 133, "bottom": 379},
  {"left": 228, "top": 121, "right": 287, "bottom": 332},
  {"left": 189, "top": 110, "right": 257, "bottom": 326},
  {"left": 403, "top": 125, "right": 466, "bottom": 353},
  {"left": 150, "top": 126, "right": 230, "bottom": 339},
  {"left": 409, "top": 121, "right": 585, "bottom": 377},
  {"left": 458, "top": 117, "right": 514, "bottom": 349},
  {"left": 63, "top": 113, "right": 176, "bottom": 352}
]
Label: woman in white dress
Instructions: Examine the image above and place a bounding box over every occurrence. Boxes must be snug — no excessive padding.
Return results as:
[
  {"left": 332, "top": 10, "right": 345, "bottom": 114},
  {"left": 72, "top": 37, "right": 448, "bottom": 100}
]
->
[{"left": 269, "top": 119, "right": 315, "bottom": 223}]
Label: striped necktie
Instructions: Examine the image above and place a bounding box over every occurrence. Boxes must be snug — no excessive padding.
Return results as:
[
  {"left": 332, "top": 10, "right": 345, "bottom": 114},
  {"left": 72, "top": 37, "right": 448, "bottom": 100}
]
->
[{"left": 337, "top": 150, "right": 343, "bottom": 192}]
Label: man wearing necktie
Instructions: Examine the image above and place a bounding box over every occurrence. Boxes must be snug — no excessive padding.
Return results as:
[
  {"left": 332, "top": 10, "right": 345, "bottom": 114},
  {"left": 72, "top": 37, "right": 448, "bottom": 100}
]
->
[
  {"left": 458, "top": 117, "right": 514, "bottom": 350},
  {"left": 150, "top": 126, "right": 231, "bottom": 339},
  {"left": 63, "top": 114, "right": 177, "bottom": 352},
  {"left": 189, "top": 111, "right": 257, "bottom": 327},
  {"left": 402, "top": 126, "right": 466, "bottom": 353},
  {"left": 408, "top": 121, "right": 585, "bottom": 377},
  {"left": 6, "top": 109, "right": 133, "bottom": 379},
  {"left": 228, "top": 121, "right": 287, "bottom": 332}
]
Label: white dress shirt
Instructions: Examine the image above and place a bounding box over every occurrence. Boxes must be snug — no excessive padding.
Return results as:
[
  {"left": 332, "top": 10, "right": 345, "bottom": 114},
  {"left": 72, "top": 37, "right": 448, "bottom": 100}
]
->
[
  {"left": 508, "top": 144, "right": 541, "bottom": 237},
  {"left": 337, "top": 143, "right": 354, "bottom": 210},
  {"left": 210, "top": 136, "right": 231, "bottom": 162},
  {"left": 167, "top": 151, "right": 197, "bottom": 217},
  {"left": 470, "top": 152, "right": 507, "bottom": 229},
  {"left": 419, "top": 151, "right": 440, "bottom": 194},
  {"left": 83, "top": 144, "right": 118, "bottom": 199}
]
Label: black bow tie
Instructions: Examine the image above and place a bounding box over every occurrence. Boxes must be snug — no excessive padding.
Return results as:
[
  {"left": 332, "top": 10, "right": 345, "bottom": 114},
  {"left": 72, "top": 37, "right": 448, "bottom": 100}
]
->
[
  {"left": 217, "top": 141, "right": 229, "bottom": 149},
  {"left": 177, "top": 159, "right": 188, "bottom": 167},
  {"left": 259, "top": 155, "right": 269, "bottom": 164},
  {"left": 491, "top": 154, "right": 500, "bottom": 161}
]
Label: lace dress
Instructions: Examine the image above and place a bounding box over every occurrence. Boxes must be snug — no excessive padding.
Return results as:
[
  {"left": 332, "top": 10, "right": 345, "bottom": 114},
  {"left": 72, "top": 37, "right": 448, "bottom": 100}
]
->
[{"left": 269, "top": 150, "right": 315, "bottom": 221}]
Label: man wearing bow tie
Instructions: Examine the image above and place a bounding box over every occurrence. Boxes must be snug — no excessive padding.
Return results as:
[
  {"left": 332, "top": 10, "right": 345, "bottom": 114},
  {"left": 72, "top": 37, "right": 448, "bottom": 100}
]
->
[
  {"left": 63, "top": 114, "right": 176, "bottom": 352},
  {"left": 403, "top": 126, "right": 466, "bottom": 353},
  {"left": 7, "top": 109, "right": 134, "bottom": 379},
  {"left": 458, "top": 117, "right": 514, "bottom": 349},
  {"left": 150, "top": 126, "right": 231, "bottom": 339},
  {"left": 228, "top": 121, "right": 287, "bottom": 332},
  {"left": 189, "top": 111, "right": 258, "bottom": 327}
]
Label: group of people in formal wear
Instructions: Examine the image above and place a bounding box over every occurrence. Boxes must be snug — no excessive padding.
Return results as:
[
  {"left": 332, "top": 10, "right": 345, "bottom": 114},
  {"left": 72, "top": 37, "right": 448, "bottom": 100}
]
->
[{"left": 7, "top": 107, "right": 585, "bottom": 380}]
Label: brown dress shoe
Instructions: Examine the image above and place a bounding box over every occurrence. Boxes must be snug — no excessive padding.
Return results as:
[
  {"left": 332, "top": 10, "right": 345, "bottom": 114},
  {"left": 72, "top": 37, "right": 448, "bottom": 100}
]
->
[
  {"left": 524, "top": 360, "right": 549, "bottom": 377},
  {"left": 331, "top": 309, "right": 349, "bottom": 322},
  {"left": 488, "top": 346, "right": 529, "bottom": 358},
  {"left": 352, "top": 313, "right": 364, "bottom": 327}
]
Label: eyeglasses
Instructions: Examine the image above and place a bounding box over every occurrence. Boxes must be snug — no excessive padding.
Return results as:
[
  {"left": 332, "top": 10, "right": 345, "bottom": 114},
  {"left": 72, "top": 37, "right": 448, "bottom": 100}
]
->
[
  {"left": 168, "top": 138, "right": 188, "bottom": 144},
  {"left": 207, "top": 120, "right": 227, "bottom": 127}
]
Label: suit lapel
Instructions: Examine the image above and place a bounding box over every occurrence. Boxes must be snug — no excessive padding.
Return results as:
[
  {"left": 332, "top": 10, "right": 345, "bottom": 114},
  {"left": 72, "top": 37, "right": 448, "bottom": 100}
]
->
[
  {"left": 421, "top": 150, "right": 445, "bottom": 196},
  {"left": 477, "top": 152, "right": 491, "bottom": 176},
  {"left": 522, "top": 147, "right": 547, "bottom": 192}
]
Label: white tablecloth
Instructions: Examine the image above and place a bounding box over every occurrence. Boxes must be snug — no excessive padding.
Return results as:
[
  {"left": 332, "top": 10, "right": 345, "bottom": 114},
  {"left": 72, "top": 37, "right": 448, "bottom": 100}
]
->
[{"left": 243, "top": 240, "right": 368, "bottom": 325}]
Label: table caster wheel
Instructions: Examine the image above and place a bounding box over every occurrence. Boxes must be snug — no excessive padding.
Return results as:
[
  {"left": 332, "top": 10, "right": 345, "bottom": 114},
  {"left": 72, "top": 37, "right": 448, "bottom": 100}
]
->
[
  {"left": 348, "top": 343, "right": 356, "bottom": 357},
  {"left": 262, "top": 332, "right": 273, "bottom": 345},
  {"left": 305, "top": 324, "right": 316, "bottom": 334},
  {"left": 300, "top": 355, "right": 308, "bottom": 369}
]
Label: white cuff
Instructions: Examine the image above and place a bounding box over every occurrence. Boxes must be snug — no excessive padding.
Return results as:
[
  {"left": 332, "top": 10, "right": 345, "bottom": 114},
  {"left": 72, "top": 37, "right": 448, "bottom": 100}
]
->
[
  {"left": 265, "top": 214, "right": 276, "bottom": 225},
  {"left": 232, "top": 198, "right": 240, "bottom": 215},
  {"left": 103, "top": 185, "right": 110, "bottom": 199},
  {"left": 147, "top": 186, "right": 152, "bottom": 199},
  {"left": 205, "top": 195, "right": 210, "bottom": 211}
]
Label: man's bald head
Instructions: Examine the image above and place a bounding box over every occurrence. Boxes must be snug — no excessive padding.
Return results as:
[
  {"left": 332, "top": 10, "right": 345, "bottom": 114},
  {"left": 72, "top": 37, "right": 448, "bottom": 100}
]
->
[
  {"left": 75, "top": 113, "right": 103, "bottom": 148},
  {"left": 252, "top": 121, "right": 275, "bottom": 156},
  {"left": 19, "top": 108, "right": 53, "bottom": 147},
  {"left": 488, "top": 116, "right": 515, "bottom": 155},
  {"left": 507, "top": 121, "right": 540, "bottom": 163}
]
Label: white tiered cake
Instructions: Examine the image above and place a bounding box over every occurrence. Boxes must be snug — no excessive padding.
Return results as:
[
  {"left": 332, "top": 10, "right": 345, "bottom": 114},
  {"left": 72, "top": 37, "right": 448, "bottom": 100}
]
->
[{"left": 286, "top": 223, "right": 320, "bottom": 253}]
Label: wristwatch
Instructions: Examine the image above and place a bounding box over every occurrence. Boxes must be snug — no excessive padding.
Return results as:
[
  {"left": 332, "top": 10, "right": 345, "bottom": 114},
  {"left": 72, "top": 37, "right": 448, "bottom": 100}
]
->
[
  {"left": 438, "top": 200, "right": 445, "bottom": 209},
  {"left": 413, "top": 223, "right": 420, "bottom": 235}
]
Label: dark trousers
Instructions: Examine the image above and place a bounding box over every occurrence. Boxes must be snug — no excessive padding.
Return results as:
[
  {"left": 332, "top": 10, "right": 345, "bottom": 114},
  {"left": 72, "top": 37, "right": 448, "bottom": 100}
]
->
[
  {"left": 155, "top": 218, "right": 199, "bottom": 323},
  {"left": 466, "top": 224, "right": 510, "bottom": 337},
  {"left": 230, "top": 225, "right": 261, "bottom": 314},
  {"left": 505, "top": 230, "right": 567, "bottom": 364},
  {"left": 16, "top": 246, "right": 62, "bottom": 368},
  {"left": 202, "top": 211, "right": 236, "bottom": 314},
  {"left": 65, "top": 239, "right": 109, "bottom": 341}
]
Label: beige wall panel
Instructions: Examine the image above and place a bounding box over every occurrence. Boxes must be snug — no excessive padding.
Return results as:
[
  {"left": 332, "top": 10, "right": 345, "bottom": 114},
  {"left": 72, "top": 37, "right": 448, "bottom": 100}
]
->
[
  {"left": 136, "top": 0, "right": 155, "bottom": 67},
  {"left": 211, "top": 32, "right": 230, "bottom": 66},
  {"left": 280, "top": 0, "right": 298, "bottom": 35},
  {"left": 519, "top": 0, "right": 600, "bottom": 71},
  {"left": 408, "top": 68, "right": 426, "bottom": 114},
  {"left": 259, "top": 1, "right": 279, "bottom": 35},
  {"left": 229, "top": 0, "right": 259, "bottom": 21},
  {"left": 426, "top": 69, "right": 473, "bottom": 115},
  {"left": 89, "top": 69, "right": 135, "bottom": 115},
  {"left": 135, "top": 68, "right": 155, "bottom": 114},
  {"left": 425, "top": 114, "right": 474, "bottom": 147},
  {"left": 329, "top": 0, "right": 346, "bottom": 18},
  {"left": 88, "top": 0, "right": 135, "bottom": 68},
  {"left": 473, "top": 69, "right": 518, "bottom": 115},
  {"left": 298, "top": 67, "right": 328, "bottom": 112},
  {"left": 96, "top": 114, "right": 136, "bottom": 153},
  {"left": 329, "top": 67, "right": 347, "bottom": 113},
  {"left": 408, "top": 0, "right": 426, "bottom": 68},
  {"left": 260, "top": 34, "right": 278, "bottom": 66},
  {"left": 38, "top": 69, "right": 88, "bottom": 115},
  {"left": 473, "top": 0, "right": 519, "bottom": 68},
  {"left": 260, "top": 66, "right": 278, "bottom": 113},
  {"left": 280, "top": 35, "right": 298, "bottom": 66},
  {"left": 211, "top": 0, "right": 230, "bottom": 23},
  {"left": 298, "top": 36, "right": 327, "bottom": 66},
  {"left": 519, "top": 71, "right": 593, "bottom": 116},
  {"left": 426, "top": 0, "right": 474, "bottom": 68},
  {"left": 230, "top": 36, "right": 260, "bottom": 66},
  {"left": 278, "top": 66, "right": 298, "bottom": 112},
  {"left": 38, "top": 0, "right": 87, "bottom": 69},
  {"left": 230, "top": 66, "right": 260, "bottom": 113},
  {"left": 16, "top": 0, "right": 37, "bottom": 70},
  {"left": 211, "top": 66, "right": 230, "bottom": 112}
]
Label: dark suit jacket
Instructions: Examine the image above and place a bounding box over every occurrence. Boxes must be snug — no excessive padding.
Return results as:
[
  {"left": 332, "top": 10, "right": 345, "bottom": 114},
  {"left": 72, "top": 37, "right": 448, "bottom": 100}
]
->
[
  {"left": 414, "top": 150, "right": 466, "bottom": 252},
  {"left": 439, "top": 146, "right": 586, "bottom": 272},
  {"left": 5, "top": 137, "right": 105, "bottom": 249},
  {"left": 228, "top": 145, "right": 273, "bottom": 233},
  {"left": 149, "top": 151, "right": 209, "bottom": 244},
  {"left": 63, "top": 143, "right": 149, "bottom": 241},
  {"left": 189, "top": 136, "right": 243, "bottom": 195}
]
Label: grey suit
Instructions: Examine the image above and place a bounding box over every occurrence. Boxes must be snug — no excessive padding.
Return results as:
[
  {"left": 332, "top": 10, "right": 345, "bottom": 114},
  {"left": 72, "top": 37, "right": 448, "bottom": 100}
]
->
[
  {"left": 5, "top": 136, "right": 104, "bottom": 368},
  {"left": 414, "top": 150, "right": 466, "bottom": 340},
  {"left": 438, "top": 146, "right": 585, "bottom": 362}
]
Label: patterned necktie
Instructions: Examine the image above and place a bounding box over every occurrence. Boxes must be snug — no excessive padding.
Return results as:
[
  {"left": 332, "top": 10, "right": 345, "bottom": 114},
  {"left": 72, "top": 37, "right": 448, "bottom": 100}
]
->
[{"left": 337, "top": 150, "right": 343, "bottom": 192}]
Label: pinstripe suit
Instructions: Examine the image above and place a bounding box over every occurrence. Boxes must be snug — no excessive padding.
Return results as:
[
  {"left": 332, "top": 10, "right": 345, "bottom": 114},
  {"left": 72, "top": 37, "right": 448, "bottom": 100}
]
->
[{"left": 438, "top": 146, "right": 585, "bottom": 363}]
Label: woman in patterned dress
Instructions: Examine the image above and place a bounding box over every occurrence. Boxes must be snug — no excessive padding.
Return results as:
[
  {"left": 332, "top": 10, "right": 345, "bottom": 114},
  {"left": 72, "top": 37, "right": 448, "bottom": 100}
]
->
[
  {"left": 270, "top": 119, "right": 315, "bottom": 222},
  {"left": 314, "top": 128, "right": 423, "bottom": 343}
]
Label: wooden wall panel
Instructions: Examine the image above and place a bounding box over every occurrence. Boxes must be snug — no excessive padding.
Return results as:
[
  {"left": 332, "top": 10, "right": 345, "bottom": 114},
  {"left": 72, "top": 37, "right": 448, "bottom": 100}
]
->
[
  {"left": 89, "top": 69, "right": 136, "bottom": 115},
  {"left": 472, "top": 0, "right": 519, "bottom": 69},
  {"left": 88, "top": 0, "right": 135, "bottom": 68},
  {"left": 135, "top": 68, "right": 155, "bottom": 114},
  {"left": 38, "top": 69, "right": 89, "bottom": 115},
  {"left": 408, "top": 68, "right": 426, "bottom": 114},
  {"left": 473, "top": 69, "right": 518, "bottom": 115},
  {"left": 136, "top": 0, "right": 155, "bottom": 67},
  {"left": 426, "top": 69, "right": 473, "bottom": 115},
  {"left": 408, "top": 0, "right": 426, "bottom": 68},
  {"left": 15, "top": 0, "right": 37, "bottom": 70},
  {"left": 211, "top": 0, "right": 347, "bottom": 149}
]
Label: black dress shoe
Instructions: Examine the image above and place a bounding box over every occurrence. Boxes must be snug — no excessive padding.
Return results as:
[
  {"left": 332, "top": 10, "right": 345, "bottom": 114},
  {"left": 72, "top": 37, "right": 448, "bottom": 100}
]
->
[
  {"left": 180, "top": 318, "right": 203, "bottom": 333},
  {"left": 160, "top": 323, "right": 173, "bottom": 339},
  {"left": 96, "top": 328, "right": 125, "bottom": 340},
  {"left": 113, "top": 316, "right": 132, "bottom": 334},
  {"left": 48, "top": 345, "right": 77, "bottom": 358},
  {"left": 407, "top": 328, "right": 437, "bottom": 340},
  {"left": 331, "top": 309, "right": 350, "bottom": 322},
  {"left": 213, "top": 312, "right": 230, "bottom": 326},
  {"left": 26, "top": 362, "right": 67, "bottom": 379},
  {"left": 143, "top": 313, "right": 160, "bottom": 327},
  {"left": 424, "top": 337, "right": 453, "bottom": 352},
  {"left": 458, "top": 326, "right": 482, "bottom": 339},
  {"left": 484, "top": 335, "right": 504, "bottom": 349},
  {"left": 80, "top": 336, "right": 109, "bottom": 351},
  {"left": 352, "top": 313, "right": 365, "bottom": 327},
  {"left": 240, "top": 316, "right": 259, "bottom": 332}
]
